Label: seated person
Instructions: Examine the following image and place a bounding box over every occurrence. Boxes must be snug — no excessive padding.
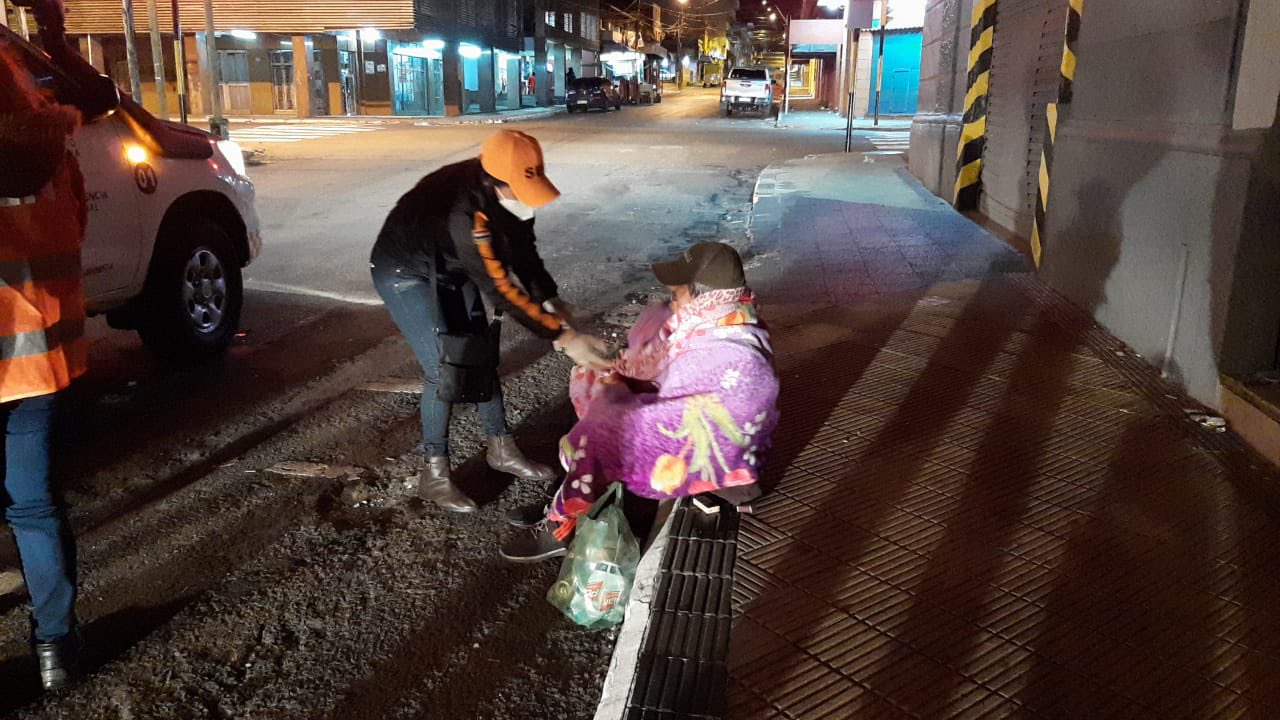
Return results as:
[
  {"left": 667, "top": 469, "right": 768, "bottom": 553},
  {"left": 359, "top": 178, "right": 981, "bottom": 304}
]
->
[{"left": 501, "top": 242, "right": 779, "bottom": 562}]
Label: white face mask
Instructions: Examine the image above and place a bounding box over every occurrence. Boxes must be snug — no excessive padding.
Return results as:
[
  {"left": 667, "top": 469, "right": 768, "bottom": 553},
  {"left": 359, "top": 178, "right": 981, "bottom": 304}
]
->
[{"left": 498, "top": 196, "right": 536, "bottom": 221}]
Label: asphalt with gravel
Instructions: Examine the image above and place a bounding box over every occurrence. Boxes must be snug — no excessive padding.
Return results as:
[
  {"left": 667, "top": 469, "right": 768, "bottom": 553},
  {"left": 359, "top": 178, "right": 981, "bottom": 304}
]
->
[{"left": 0, "top": 90, "right": 890, "bottom": 718}]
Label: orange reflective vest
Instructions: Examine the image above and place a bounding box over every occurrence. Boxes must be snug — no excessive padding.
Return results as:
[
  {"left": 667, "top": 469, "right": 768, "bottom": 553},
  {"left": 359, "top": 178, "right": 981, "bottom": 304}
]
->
[{"left": 0, "top": 155, "right": 88, "bottom": 404}]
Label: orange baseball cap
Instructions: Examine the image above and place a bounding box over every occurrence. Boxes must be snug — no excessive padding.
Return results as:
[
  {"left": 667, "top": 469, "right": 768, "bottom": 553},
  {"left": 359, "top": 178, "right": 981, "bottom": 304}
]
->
[{"left": 479, "top": 130, "right": 561, "bottom": 208}]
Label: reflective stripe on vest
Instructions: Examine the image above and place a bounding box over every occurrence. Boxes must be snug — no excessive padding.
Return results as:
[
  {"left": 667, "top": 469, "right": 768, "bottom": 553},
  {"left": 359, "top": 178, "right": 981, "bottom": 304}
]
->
[{"left": 0, "top": 316, "right": 86, "bottom": 362}]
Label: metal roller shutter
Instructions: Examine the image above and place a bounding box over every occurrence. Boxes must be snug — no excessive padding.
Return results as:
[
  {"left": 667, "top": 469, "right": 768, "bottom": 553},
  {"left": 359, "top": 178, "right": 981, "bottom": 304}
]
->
[{"left": 980, "top": 0, "right": 1068, "bottom": 239}]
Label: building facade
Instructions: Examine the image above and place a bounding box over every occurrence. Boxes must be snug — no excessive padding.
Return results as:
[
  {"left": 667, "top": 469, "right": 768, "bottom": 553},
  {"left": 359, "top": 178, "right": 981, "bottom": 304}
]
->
[
  {"left": 909, "top": 0, "right": 1280, "bottom": 432},
  {"left": 56, "top": 0, "right": 599, "bottom": 117}
]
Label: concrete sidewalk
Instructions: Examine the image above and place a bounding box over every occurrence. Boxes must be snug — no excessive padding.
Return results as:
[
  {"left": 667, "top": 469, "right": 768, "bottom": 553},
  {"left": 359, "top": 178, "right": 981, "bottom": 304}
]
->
[
  {"left": 717, "top": 153, "right": 1280, "bottom": 718},
  {"left": 220, "top": 105, "right": 564, "bottom": 126},
  {"left": 771, "top": 111, "right": 913, "bottom": 133}
]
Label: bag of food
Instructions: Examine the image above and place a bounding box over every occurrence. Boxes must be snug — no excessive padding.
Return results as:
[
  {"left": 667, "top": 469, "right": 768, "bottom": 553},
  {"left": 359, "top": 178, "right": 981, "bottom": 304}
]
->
[{"left": 546, "top": 483, "right": 640, "bottom": 628}]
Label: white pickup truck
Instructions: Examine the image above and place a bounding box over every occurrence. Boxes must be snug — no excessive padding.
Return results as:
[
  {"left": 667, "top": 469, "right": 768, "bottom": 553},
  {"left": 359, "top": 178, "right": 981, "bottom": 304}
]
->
[
  {"left": 719, "top": 67, "right": 774, "bottom": 117},
  {"left": 3, "top": 24, "right": 261, "bottom": 361}
]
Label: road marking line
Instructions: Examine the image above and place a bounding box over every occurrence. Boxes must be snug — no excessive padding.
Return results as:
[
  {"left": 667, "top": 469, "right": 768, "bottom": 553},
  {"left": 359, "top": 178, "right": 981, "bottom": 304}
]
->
[
  {"left": 231, "top": 123, "right": 386, "bottom": 144},
  {"left": 245, "top": 279, "right": 384, "bottom": 306}
]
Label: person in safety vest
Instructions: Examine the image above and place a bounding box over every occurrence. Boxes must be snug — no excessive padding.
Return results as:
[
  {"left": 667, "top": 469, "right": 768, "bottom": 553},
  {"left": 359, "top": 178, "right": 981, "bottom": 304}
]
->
[
  {"left": 371, "top": 130, "right": 613, "bottom": 513},
  {"left": 1, "top": 0, "right": 117, "bottom": 691}
]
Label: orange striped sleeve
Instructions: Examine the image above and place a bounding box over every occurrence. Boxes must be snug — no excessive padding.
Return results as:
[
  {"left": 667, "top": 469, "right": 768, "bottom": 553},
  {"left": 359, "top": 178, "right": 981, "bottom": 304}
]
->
[{"left": 472, "top": 212, "right": 562, "bottom": 334}]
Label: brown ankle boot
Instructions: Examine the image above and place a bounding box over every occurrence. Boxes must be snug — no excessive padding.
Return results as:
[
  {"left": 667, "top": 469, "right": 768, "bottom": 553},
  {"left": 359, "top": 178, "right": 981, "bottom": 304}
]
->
[
  {"left": 486, "top": 436, "right": 557, "bottom": 481},
  {"left": 418, "top": 457, "right": 478, "bottom": 513}
]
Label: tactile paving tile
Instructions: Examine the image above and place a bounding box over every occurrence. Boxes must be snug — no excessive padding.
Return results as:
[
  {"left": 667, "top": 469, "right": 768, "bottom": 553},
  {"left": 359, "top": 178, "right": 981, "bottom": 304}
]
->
[{"left": 724, "top": 279, "right": 1280, "bottom": 719}]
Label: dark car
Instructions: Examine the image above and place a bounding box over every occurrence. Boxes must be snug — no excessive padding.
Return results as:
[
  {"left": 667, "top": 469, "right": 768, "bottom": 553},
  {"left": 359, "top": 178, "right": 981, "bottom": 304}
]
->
[{"left": 566, "top": 77, "right": 623, "bottom": 112}]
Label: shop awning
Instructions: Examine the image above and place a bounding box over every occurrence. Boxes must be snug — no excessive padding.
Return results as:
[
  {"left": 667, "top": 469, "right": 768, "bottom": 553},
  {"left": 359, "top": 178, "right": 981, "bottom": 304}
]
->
[
  {"left": 600, "top": 42, "right": 633, "bottom": 55},
  {"left": 641, "top": 43, "right": 669, "bottom": 61}
]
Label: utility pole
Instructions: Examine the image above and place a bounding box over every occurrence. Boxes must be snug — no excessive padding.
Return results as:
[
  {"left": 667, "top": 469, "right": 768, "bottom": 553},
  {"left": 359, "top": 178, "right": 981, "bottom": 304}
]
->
[
  {"left": 677, "top": 0, "right": 686, "bottom": 90},
  {"left": 171, "top": 0, "right": 189, "bottom": 123},
  {"left": 146, "top": 0, "right": 168, "bottom": 117},
  {"left": 873, "top": 0, "right": 889, "bottom": 126},
  {"left": 202, "top": 0, "right": 224, "bottom": 137},
  {"left": 15, "top": 3, "right": 30, "bottom": 40},
  {"left": 121, "top": 0, "right": 144, "bottom": 101}
]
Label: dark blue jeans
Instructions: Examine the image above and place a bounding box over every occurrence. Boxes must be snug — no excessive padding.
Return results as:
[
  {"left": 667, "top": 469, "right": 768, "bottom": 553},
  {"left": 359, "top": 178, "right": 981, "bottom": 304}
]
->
[
  {"left": 1, "top": 392, "right": 76, "bottom": 643},
  {"left": 370, "top": 248, "right": 508, "bottom": 457}
]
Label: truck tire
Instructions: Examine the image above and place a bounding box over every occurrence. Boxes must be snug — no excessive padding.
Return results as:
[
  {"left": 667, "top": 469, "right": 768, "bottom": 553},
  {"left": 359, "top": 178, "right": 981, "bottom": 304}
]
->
[{"left": 137, "top": 219, "right": 243, "bottom": 363}]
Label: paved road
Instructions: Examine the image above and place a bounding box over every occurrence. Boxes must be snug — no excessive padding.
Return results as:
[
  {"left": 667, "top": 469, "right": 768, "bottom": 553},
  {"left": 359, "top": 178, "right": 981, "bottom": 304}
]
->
[{"left": 1, "top": 90, "right": 870, "bottom": 717}]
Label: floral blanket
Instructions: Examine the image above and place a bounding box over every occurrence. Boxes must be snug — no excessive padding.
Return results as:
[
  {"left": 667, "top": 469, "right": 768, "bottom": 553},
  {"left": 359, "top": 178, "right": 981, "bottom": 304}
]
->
[{"left": 549, "top": 289, "right": 779, "bottom": 538}]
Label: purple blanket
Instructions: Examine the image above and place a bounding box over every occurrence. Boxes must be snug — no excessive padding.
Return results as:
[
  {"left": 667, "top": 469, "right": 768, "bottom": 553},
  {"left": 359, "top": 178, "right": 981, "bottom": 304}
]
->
[{"left": 550, "top": 290, "right": 779, "bottom": 536}]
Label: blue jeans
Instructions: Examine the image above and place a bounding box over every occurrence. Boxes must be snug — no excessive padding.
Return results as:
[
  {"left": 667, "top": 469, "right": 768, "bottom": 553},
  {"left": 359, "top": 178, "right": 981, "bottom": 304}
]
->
[
  {"left": 370, "top": 249, "right": 508, "bottom": 457},
  {"left": 2, "top": 393, "right": 77, "bottom": 643}
]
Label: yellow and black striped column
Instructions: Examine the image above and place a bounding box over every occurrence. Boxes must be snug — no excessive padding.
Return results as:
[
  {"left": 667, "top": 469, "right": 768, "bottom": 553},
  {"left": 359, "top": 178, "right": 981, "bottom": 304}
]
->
[
  {"left": 1032, "top": 0, "right": 1084, "bottom": 266},
  {"left": 953, "top": 0, "right": 997, "bottom": 211}
]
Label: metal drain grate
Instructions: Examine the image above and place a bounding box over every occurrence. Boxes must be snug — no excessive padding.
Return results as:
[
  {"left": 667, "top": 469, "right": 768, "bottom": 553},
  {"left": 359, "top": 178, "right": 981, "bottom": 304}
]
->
[{"left": 624, "top": 498, "right": 741, "bottom": 720}]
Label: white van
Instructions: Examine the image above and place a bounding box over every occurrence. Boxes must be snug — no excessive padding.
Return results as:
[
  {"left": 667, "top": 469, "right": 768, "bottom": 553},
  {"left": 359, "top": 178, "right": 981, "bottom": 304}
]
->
[{"left": 2, "top": 25, "right": 261, "bottom": 361}]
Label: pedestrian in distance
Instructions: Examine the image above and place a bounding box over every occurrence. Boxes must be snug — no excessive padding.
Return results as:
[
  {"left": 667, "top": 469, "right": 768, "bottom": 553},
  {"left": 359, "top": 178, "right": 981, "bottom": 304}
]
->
[
  {"left": 566, "top": 67, "right": 576, "bottom": 88},
  {"left": 370, "top": 130, "right": 614, "bottom": 513},
  {"left": 0, "top": 0, "right": 105, "bottom": 689}
]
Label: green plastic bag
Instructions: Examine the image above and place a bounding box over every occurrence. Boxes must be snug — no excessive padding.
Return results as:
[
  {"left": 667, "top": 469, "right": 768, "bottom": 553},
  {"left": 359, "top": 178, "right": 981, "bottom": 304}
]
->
[{"left": 546, "top": 483, "right": 641, "bottom": 628}]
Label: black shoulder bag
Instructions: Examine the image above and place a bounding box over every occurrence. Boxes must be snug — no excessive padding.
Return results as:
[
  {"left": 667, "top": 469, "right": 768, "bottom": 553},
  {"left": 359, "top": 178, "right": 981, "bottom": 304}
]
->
[{"left": 431, "top": 255, "right": 500, "bottom": 404}]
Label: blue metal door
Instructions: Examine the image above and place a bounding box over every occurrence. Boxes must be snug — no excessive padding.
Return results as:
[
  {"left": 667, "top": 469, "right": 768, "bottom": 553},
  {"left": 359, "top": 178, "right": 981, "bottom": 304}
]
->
[{"left": 868, "top": 30, "right": 923, "bottom": 116}]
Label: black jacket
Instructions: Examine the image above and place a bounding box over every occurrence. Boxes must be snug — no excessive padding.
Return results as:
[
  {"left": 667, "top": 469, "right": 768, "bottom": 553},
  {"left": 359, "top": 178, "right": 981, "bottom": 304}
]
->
[{"left": 373, "top": 158, "right": 564, "bottom": 340}]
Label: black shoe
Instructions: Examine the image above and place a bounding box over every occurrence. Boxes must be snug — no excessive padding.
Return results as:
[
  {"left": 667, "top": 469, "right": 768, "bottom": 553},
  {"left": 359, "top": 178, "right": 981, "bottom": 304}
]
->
[
  {"left": 504, "top": 503, "right": 548, "bottom": 529},
  {"left": 500, "top": 521, "right": 569, "bottom": 563},
  {"left": 34, "top": 633, "right": 80, "bottom": 692}
]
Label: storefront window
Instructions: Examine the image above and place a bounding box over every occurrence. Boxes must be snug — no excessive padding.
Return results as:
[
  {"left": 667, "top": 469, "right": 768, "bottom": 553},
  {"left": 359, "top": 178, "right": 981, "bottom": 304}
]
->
[
  {"left": 269, "top": 50, "right": 295, "bottom": 111},
  {"left": 390, "top": 39, "right": 445, "bottom": 116},
  {"left": 496, "top": 50, "right": 520, "bottom": 110},
  {"left": 459, "top": 43, "right": 483, "bottom": 113}
]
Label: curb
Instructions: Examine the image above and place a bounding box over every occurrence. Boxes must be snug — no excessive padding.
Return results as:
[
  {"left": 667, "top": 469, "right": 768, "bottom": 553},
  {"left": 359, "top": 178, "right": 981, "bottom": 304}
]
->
[
  {"left": 594, "top": 503, "right": 679, "bottom": 719},
  {"left": 412, "top": 108, "right": 567, "bottom": 127}
]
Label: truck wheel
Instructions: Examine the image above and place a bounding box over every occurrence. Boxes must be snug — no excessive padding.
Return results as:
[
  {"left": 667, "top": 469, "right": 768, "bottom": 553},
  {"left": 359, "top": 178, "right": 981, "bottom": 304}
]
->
[{"left": 137, "top": 220, "right": 243, "bottom": 363}]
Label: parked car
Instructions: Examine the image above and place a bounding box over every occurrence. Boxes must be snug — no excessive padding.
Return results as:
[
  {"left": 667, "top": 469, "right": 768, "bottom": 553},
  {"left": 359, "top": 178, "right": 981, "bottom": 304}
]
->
[
  {"left": 701, "top": 71, "right": 722, "bottom": 88},
  {"left": 566, "top": 77, "right": 623, "bottom": 112},
  {"left": 2, "top": 25, "right": 262, "bottom": 361},
  {"left": 639, "top": 80, "right": 663, "bottom": 104},
  {"left": 720, "top": 67, "right": 773, "bottom": 117}
]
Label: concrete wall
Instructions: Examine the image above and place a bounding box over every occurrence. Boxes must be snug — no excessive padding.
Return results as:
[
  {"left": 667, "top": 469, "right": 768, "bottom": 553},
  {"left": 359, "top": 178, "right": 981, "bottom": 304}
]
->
[
  {"left": 908, "top": 0, "right": 968, "bottom": 198},
  {"left": 1232, "top": 0, "right": 1280, "bottom": 130},
  {"left": 1038, "top": 0, "right": 1268, "bottom": 405},
  {"left": 910, "top": 0, "right": 1280, "bottom": 407}
]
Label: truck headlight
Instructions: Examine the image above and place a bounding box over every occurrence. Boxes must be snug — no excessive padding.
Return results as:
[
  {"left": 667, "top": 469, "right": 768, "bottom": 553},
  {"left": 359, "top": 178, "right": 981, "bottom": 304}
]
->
[{"left": 217, "top": 140, "right": 249, "bottom": 178}]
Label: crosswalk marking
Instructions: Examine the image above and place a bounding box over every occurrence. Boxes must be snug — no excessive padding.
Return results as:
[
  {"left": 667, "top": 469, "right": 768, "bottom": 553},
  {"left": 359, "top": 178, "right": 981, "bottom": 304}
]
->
[
  {"left": 863, "top": 131, "right": 911, "bottom": 154},
  {"left": 229, "top": 123, "right": 387, "bottom": 144}
]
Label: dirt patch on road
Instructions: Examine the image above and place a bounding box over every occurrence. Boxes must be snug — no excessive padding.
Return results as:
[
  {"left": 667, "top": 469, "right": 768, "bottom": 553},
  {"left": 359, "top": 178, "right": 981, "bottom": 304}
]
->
[{"left": 6, "top": 353, "right": 616, "bottom": 720}]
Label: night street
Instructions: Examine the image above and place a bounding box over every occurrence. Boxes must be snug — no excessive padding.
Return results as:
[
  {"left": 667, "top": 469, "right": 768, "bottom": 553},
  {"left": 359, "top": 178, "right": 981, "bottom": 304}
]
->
[
  {"left": 4, "top": 0, "right": 1280, "bottom": 717},
  {"left": 0, "top": 89, "right": 877, "bottom": 717}
]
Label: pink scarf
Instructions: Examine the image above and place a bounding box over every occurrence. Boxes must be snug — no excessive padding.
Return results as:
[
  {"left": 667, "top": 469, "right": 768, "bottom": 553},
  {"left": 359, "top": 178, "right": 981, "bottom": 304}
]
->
[{"left": 616, "top": 288, "right": 757, "bottom": 381}]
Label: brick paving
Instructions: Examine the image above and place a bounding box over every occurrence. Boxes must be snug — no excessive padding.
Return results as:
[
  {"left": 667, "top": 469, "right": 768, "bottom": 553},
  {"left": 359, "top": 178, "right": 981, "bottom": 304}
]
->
[{"left": 728, "top": 153, "right": 1280, "bottom": 719}]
